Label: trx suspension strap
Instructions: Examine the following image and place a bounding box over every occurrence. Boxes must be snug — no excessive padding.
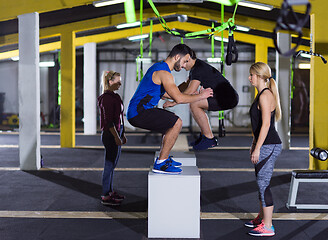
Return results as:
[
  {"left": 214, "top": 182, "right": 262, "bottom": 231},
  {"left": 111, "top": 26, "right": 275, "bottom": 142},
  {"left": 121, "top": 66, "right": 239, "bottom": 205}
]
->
[
  {"left": 294, "top": 32, "right": 327, "bottom": 64},
  {"left": 147, "top": 0, "right": 234, "bottom": 40},
  {"left": 136, "top": 0, "right": 144, "bottom": 81},
  {"left": 218, "top": 111, "right": 225, "bottom": 138},
  {"left": 211, "top": 22, "right": 215, "bottom": 59},
  {"left": 273, "top": 0, "right": 311, "bottom": 57},
  {"left": 219, "top": 4, "right": 226, "bottom": 138},
  {"left": 295, "top": 50, "right": 327, "bottom": 64},
  {"left": 290, "top": 55, "right": 295, "bottom": 100},
  {"left": 226, "top": 4, "right": 238, "bottom": 66},
  {"left": 148, "top": 19, "right": 153, "bottom": 57},
  {"left": 140, "top": 0, "right": 144, "bottom": 79},
  {"left": 220, "top": 4, "right": 225, "bottom": 74},
  {"left": 226, "top": 28, "right": 238, "bottom": 65},
  {"left": 207, "top": 0, "right": 240, "bottom": 5}
]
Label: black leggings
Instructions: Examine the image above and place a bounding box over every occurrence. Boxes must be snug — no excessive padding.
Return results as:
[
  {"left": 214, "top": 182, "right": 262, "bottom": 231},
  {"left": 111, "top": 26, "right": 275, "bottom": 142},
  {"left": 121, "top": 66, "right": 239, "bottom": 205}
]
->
[{"left": 101, "top": 128, "right": 122, "bottom": 196}]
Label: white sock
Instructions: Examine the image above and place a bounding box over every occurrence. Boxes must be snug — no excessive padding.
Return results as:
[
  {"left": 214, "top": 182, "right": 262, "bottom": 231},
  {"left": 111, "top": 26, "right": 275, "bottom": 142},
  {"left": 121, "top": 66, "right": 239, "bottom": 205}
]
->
[{"left": 156, "top": 158, "right": 166, "bottom": 164}]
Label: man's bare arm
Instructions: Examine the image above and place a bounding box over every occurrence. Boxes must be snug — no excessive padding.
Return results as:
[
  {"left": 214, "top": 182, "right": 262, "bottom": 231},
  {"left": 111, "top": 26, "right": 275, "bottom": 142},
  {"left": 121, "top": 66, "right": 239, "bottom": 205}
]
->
[{"left": 158, "top": 71, "right": 213, "bottom": 104}]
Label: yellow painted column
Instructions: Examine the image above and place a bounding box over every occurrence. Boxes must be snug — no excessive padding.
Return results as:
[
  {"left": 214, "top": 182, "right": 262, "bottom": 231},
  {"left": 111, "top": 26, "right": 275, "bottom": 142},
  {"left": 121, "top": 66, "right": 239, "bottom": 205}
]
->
[
  {"left": 309, "top": 1, "right": 328, "bottom": 170},
  {"left": 60, "top": 30, "right": 76, "bottom": 148},
  {"left": 255, "top": 41, "right": 268, "bottom": 64},
  {"left": 254, "top": 41, "right": 268, "bottom": 95}
]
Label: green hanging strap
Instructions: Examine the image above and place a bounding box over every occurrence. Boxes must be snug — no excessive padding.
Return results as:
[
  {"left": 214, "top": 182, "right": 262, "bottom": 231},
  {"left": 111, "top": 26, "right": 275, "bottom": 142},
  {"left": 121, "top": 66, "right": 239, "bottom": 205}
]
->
[
  {"left": 57, "top": 51, "right": 61, "bottom": 105},
  {"left": 148, "top": 19, "right": 153, "bottom": 57},
  {"left": 136, "top": 56, "right": 140, "bottom": 82},
  {"left": 290, "top": 56, "right": 295, "bottom": 99},
  {"left": 211, "top": 22, "right": 215, "bottom": 58},
  {"left": 147, "top": 0, "right": 234, "bottom": 39},
  {"left": 181, "top": 38, "right": 184, "bottom": 44},
  {"left": 136, "top": 0, "right": 144, "bottom": 81},
  {"left": 207, "top": 0, "right": 240, "bottom": 5},
  {"left": 140, "top": 0, "right": 144, "bottom": 79},
  {"left": 220, "top": 4, "right": 225, "bottom": 76},
  {"left": 218, "top": 110, "right": 225, "bottom": 137},
  {"left": 219, "top": 4, "right": 226, "bottom": 138}
]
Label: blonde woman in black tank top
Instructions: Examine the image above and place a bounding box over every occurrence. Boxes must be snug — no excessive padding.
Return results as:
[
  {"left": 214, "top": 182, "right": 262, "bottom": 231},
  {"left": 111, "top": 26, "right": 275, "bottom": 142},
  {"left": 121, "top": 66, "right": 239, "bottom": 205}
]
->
[{"left": 245, "top": 62, "right": 282, "bottom": 237}]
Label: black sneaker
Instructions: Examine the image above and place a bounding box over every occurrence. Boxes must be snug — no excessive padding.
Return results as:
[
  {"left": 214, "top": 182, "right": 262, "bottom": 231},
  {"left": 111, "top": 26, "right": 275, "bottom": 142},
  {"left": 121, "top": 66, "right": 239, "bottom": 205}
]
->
[
  {"left": 193, "top": 136, "right": 218, "bottom": 151},
  {"left": 101, "top": 195, "right": 121, "bottom": 206},
  {"left": 111, "top": 192, "right": 125, "bottom": 201},
  {"left": 190, "top": 133, "right": 203, "bottom": 146}
]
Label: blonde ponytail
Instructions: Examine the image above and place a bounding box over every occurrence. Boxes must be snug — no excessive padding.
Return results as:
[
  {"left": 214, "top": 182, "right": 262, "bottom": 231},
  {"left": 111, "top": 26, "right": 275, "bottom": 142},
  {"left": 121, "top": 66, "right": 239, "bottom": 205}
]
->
[
  {"left": 268, "top": 77, "right": 282, "bottom": 121},
  {"left": 102, "top": 71, "right": 120, "bottom": 93}
]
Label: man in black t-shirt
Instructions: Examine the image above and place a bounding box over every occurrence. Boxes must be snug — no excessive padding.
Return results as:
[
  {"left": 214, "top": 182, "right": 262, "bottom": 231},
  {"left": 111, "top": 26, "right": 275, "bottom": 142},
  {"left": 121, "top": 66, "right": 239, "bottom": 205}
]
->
[{"left": 164, "top": 50, "right": 238, "bottom": 150}]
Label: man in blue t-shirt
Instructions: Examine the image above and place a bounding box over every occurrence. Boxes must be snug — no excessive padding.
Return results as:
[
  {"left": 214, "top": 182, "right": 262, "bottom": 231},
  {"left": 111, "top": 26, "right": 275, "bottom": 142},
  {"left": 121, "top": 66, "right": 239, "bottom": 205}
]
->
[
  {"left": 164, "top": 49, "right": 239, "bottom": 150},
  {"left": 127, "top": 44, "right": 213, "bottom": 174}
]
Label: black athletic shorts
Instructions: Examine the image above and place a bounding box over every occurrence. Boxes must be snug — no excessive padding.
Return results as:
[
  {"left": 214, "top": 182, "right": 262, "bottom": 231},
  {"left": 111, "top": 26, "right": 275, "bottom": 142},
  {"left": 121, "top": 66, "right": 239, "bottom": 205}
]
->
[
  {"left": 207, "top": 96, "right": 221, "bottom": 111},
  {"left": 208, "top": 81, "right": 239, "bottom": 111},
  {"left": 128, "top": 108, "right": 179, "bottom": 134}
]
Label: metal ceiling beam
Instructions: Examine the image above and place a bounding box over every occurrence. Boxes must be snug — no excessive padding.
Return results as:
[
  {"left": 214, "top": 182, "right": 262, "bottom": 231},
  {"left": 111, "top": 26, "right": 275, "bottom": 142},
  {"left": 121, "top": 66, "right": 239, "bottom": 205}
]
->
[
  {"left": 248, "top": 0, "right": 312, "bottom": 13},
  {"left": 0, "top": 0, "right": 92, "bottom": 22},
  {"left": 0, "top": 19, "right": 310, "bottom": 61},
  {"left": 0, "top": 4, "right": 310, "bottom": 50},
  {"left": 0, "top": 0, "right": 311, "bottom": 23}
]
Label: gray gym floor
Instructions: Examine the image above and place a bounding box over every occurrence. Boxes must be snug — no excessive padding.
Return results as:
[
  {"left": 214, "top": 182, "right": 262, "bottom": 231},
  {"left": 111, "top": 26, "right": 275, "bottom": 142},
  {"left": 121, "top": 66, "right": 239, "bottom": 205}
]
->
[{"left": 0, "top": 131, "right": 327, "bottom": 240}]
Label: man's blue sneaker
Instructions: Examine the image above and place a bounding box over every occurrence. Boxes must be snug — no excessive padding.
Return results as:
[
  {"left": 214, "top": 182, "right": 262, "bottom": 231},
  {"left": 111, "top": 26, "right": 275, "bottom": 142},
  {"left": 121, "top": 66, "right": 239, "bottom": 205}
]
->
[
  {"left": 190, "top": 134, "right": 203, "bottom": 146},
  {"left": 153, "top": 158, "right": 182, "bottom": 174},
  {"left": 168, "top": 156, "right": 182, "bottom": 167},
  {"left": 193, "top": 136, "right": 218, "bottom": 151}
]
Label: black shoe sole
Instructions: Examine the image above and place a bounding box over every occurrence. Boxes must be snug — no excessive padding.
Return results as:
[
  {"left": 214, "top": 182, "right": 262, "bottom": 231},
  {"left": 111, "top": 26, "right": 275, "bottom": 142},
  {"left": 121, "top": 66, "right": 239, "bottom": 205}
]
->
[{"left": 101, "top": 201, "right": 121, "bottom": 206}]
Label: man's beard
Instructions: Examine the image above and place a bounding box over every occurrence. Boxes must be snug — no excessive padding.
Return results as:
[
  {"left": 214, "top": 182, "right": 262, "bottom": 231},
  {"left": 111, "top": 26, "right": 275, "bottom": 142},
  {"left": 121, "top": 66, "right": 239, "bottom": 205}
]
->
[{"left": 173, "top": 60, "right": 181, "bottom": 72}]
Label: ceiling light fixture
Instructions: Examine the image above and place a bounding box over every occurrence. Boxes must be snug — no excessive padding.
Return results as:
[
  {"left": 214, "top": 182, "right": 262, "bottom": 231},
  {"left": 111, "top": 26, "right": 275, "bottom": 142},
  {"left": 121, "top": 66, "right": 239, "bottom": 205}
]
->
[
  {"left": 116, "top": 21, "right": 140, "bottom": 29},
  {"left": 235, "top": 25, "right": 251, "bottom": 32},
  {"left": 207, "top": 57, "right": 222, "bottom": 63},
  {"left": 300, "top": 53, "right": 311, "bottom": 59},
  {"left": 298, "top": 63, "right": 310, "bottom": 69},
  {"left": 93, "top": 0, "right": 126, "bottom": 8},
  {"left": 136, "top": 58, "right": 152, "bottom": 64},
  {"left": 238, "top": 0, "right": 273, "bottom": 11},
  {"left": 128, "top": 34, "right": 149, "bottom": 41},
  {"left": 214, "top": 36, "right": 229, "bottom": 43},
  {"left": 39, "top": 61, "right": 55, "bottom": 67}
]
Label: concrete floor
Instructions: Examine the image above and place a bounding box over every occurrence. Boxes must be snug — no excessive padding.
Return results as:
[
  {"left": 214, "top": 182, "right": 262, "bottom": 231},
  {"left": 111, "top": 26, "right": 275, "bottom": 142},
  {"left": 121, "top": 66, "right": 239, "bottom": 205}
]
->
[{"left": 0, "top": 132, "right": 327, "bottom": 240}]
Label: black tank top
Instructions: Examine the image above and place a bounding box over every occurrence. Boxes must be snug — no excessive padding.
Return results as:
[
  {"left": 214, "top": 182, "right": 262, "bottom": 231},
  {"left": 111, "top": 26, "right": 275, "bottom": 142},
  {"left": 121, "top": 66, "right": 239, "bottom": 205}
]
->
[{"left": 249, "top": 88, "right": 281, "bottom": 145}]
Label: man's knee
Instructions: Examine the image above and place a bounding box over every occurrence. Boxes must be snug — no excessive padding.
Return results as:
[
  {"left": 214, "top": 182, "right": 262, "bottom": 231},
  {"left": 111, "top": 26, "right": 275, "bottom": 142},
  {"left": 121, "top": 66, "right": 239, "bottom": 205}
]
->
[
  {"left": 190, "top": 101, "right": 208, "bottom": 111},
  {"left": 190, "top": 101, "right": 200, "bottom": 111},
  {"left": 174, "top": 118, "right": 183, "bottom": 129}
]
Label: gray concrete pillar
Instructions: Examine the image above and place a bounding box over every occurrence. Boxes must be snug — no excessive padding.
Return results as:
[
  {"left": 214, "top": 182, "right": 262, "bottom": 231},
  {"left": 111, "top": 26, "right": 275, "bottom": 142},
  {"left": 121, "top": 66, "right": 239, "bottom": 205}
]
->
[
  {"left": 83, "top": 42, "right": 97, "bottom": 135},
  {"left": 275, "top": 32, "right": 291, "bottom": 150},
  {"left": 18, "top": 12, "right": 41, "bottom": 170}
]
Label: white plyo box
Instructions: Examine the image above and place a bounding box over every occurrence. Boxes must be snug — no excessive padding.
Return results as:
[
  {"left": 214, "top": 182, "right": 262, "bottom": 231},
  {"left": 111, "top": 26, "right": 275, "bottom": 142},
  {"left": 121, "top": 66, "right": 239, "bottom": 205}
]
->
[
  {"left": 154, "top": 151, "right": 196, "bottom": 166},
  {"left": 148, "top": 166, "right": 200, "bottom": 238}
]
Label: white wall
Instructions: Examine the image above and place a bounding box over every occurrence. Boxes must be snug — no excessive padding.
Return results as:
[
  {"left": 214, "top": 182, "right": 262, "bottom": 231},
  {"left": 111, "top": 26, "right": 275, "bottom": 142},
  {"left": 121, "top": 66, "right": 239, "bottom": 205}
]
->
[
  {"left": 0, "top": 58, "right": 51, "bottom": 125},
  {"left": 0, "top": 61, "right": 19, "bottom": 114},
  {"left": 40, "top": 67, "right": 49, "bottom": 125}
]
